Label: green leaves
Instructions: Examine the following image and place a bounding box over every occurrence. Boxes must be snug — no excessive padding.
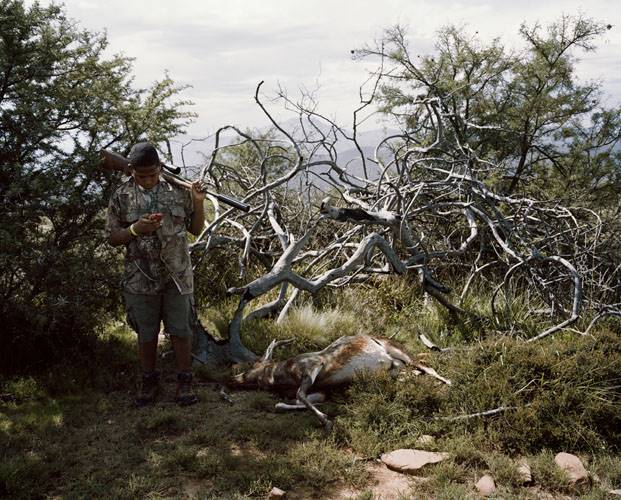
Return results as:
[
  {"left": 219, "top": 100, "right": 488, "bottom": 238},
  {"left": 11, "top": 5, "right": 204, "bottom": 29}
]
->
[
  {"left": 0, "top": 0, "right": 194, "bottom": 372},
  {"left": 365, "top": 15, "right": 620, "bottom": 204}
]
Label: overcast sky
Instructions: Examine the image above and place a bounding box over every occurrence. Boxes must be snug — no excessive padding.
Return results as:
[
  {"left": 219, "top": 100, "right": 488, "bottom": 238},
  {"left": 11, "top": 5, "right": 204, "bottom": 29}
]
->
[{"left": 38, "top": 0, "right": 621, "bottom": 151}]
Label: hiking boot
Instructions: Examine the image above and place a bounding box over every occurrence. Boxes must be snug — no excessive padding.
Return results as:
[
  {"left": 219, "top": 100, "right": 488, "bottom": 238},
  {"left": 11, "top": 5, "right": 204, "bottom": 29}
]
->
[
  {"left": 135, "top": 370, "right": 160, "bottom": 407},
  {"left": 175, "top": 371, "right": 198, "bottom": 406}
]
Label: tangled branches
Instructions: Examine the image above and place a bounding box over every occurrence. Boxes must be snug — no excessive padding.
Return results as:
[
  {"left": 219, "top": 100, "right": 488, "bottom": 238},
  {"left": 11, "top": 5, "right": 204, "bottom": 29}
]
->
[{"left": 187, "top": 81, "right": 619, "bottom": 364}]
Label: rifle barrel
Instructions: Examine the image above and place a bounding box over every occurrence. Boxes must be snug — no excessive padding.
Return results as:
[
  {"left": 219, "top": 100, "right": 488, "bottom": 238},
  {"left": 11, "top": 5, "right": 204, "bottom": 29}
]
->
[{"left": 100, "top": 149, "right": 250, "bottom": 212}]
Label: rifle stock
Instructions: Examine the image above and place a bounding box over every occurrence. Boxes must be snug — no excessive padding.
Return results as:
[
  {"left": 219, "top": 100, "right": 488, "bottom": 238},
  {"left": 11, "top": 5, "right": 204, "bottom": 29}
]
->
[{"left": 100, "top": 149, "right": 250, "bottom": 212}]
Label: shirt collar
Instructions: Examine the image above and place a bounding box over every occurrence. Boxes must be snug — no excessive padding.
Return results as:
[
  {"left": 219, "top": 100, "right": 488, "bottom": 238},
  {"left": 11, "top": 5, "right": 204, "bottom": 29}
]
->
[{"left": 133, "top": 176, "right": 172, "bottom": 192}]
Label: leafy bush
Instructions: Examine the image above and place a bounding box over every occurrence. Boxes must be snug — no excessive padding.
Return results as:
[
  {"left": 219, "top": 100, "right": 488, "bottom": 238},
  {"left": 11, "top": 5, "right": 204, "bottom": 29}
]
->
[
  {"left": 339, "top": 329, "right": 621, "bottom": 455},
  {"left": 0, "top": 1, "right": 193, "bottom": 373}
]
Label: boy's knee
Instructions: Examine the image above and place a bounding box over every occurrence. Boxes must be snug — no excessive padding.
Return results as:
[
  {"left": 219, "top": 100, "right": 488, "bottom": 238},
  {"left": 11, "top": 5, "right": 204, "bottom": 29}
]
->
[{"left": 163, "top": 292, "right": 193, "bottom": 339}]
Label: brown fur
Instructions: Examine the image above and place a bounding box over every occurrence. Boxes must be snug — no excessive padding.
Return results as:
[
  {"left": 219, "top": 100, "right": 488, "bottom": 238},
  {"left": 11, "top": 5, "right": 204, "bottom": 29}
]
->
[{"left": 231, "top": 334, "right": 412, "bottom": 390}]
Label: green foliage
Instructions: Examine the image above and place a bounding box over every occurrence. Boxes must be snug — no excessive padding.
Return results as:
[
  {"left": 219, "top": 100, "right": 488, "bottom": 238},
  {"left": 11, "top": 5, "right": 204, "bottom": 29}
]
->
[
  {"left": 338, "top": 330, "right": 621, "bottom": 456},
  {"left": 1, "top": 377, "right": 44, "bottom": 402},
  {"left": 136, "top": 409, "right": 188, "bottom": 437},
  {"left": 486, "top": 453, "right": 524, "bottom": 488},
  {"left": 0, "top": 1, "right": 194, "bottom": 373},
  {"left": 590, "top": 454, "right": 621, "bottom": 491},
  {"left": 367, "top": 16, "right": 621, "bottom": 205},
  {"left": 193, "top": 247, "right": 246, "bottom": 306},
  {"left": 0, "top": 452, "right": 49, "bottom": 499}
]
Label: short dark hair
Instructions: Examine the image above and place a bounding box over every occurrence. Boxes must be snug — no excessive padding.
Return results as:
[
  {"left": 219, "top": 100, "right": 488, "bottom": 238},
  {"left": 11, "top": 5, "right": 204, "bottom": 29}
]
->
[{"left": 128, "top": 142, "right": 160, "bottom": 168}]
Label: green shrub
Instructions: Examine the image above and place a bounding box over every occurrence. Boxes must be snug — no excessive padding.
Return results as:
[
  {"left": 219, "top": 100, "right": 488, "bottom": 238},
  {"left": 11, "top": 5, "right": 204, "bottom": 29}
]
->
[
  {"left": 0, "top": 1, "right": 193, "bottom": 374},
  {"left": 338, "top": 330, "right": 620, "bottom": 456}
]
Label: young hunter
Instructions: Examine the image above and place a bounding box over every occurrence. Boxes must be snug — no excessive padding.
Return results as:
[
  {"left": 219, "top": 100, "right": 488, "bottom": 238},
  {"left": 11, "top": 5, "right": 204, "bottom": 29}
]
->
[{"left": 106, "top": 142, "right": 206, "bottom": 406}]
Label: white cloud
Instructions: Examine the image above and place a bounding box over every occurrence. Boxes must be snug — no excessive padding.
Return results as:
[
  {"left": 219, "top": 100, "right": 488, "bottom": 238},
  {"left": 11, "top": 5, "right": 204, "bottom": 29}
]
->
[{"left": 32, "top": 0, "right": 621, "bottom": 150}]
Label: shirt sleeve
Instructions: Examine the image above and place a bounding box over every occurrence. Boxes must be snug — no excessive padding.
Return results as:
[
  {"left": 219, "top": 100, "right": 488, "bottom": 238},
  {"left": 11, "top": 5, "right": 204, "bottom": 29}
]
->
[{"left": 105, "top": 191, "right": 123, "bottom": 240}]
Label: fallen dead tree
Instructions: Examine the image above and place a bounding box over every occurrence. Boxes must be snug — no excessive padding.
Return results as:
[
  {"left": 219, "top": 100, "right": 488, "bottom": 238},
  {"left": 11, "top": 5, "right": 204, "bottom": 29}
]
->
[{"left": 184, "top": 77, "right": 618, "bottom": 368}]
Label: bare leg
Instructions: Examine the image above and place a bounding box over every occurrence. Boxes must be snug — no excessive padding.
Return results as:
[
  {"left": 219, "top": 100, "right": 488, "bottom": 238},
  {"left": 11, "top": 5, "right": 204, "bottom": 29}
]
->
[
  {"left": 138, "top": 338, "right": 158, "bottom": 372},
  {"left": 171, "top": 336, "right": 192, "bottom": 372}
]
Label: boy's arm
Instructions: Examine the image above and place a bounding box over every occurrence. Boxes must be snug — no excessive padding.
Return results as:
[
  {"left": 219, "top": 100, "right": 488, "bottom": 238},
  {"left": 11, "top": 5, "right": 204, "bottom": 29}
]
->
[
  {"left": 106, "top": 194, "right": 160, "bottom": 246},
  {"left": 188, "top": 180, "right": 206, "bottom": 236}
]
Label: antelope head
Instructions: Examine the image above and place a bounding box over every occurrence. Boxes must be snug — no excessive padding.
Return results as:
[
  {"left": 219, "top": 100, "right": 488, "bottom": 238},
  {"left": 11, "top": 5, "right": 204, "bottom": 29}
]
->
[{"left": 230, "top": 338, "right": 294, "bottom": 388}]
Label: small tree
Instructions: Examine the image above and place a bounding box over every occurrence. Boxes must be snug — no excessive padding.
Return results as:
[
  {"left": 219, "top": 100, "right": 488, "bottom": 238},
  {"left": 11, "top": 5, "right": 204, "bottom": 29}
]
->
[
  {"left": 0, "top": 0, "right": 194, "bottom": 373},
  {"left": 359, "top": 17, "right": 621, "bottom": 205}
]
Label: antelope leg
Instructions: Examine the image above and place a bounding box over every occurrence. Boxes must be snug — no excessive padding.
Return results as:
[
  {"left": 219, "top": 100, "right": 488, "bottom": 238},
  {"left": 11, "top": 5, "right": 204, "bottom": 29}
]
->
[
  {"left": 414, "top": 363, "right": 452, "bottom": 385},
  {"left": 296, "top": 368, "right": 332, "bottom": 432},
  {"left": 275, "top": 392, "right": 326, "bottom": 411},
  {"left": 301, "top": 392, "right": 326, "bottom": 405}
]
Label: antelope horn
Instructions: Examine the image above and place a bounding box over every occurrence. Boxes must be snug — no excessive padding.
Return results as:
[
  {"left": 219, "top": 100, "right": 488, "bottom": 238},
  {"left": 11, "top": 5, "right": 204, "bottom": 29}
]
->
[{"left": 262, "top": 338, "right": 294, "bottom": 362}]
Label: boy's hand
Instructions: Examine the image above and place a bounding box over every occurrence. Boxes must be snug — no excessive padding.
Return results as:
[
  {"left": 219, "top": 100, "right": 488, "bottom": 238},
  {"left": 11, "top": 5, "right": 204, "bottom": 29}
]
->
[
  {"left": 191, "top": 180, "right": 207, "bottom": 202},
  {"left": 133, "top": 214, "right": 161, "bottom": 235}
]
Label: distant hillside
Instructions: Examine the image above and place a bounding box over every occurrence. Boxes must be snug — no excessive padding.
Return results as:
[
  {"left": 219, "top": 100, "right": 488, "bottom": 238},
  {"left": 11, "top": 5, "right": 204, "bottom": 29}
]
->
[{"left": 173, "top": 123, "right": 402, "bottom": 191}]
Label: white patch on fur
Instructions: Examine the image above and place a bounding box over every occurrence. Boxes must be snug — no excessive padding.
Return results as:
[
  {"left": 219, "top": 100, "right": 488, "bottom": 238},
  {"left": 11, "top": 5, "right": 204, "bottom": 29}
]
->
[
  {"left": 320, "top": 339, "right": 394, "bottom": 385},
  {"left": 308, "top": 364, "right": 323, "bottom": 385}
]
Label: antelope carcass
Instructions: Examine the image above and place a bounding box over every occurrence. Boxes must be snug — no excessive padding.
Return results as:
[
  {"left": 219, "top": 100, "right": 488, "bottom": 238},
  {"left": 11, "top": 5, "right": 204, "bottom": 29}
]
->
[{"left": 230, "top": 334, "right": 451, "bottom": 431}]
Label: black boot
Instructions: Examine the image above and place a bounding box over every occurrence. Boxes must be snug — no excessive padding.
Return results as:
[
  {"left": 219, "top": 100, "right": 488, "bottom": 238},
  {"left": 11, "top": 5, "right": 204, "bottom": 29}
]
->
[
  {"left": 136, "top": 370, "right": 160, "bottom": 407},
  {"left": 175, "top": 371, "right": 198, "bottom": 406}
]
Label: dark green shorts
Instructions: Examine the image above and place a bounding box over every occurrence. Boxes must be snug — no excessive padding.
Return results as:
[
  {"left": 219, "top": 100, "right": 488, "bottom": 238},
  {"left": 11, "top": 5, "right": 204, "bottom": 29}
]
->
[{"left": 123, "top": 282, "right": 194, "bottom": 344}]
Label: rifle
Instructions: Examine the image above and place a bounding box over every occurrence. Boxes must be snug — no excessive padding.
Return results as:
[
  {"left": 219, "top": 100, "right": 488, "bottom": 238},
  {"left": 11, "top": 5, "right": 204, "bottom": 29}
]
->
[{"left": 100, "top": 149, "right": 251, "bottom": 212}]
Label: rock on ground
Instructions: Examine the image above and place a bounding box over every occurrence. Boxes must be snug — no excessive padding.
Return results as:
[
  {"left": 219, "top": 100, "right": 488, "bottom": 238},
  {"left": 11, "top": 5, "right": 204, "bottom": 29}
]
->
[
  {"left": 268, "top": 487, "right": 286, "bottom": 498},
  {"left": 333, "top": 462, "right": 419, "bottom": 500},
  {"left": 415, "top": 434, "right": 435, "bottom": 447},
  {"left": 475, "top": 474, "right": 496, "bottom": 496},
  {"left": 554, "top": 452, "right": 588, "bottom": 484},
  {"left": 381, "top": 449, "right": 449, "bottom": 474}
]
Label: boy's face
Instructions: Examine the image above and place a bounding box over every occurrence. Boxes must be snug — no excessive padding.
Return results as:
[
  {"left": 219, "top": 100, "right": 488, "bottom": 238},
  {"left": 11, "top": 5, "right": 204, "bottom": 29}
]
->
[{"left": 131, "top": 164, "right": 161, "bottom": 190}]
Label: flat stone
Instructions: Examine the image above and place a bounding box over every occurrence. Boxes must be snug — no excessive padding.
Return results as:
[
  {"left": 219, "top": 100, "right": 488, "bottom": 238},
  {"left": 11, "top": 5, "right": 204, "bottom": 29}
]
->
[
  {"left": 268, "top": 487, "right": 286, "bottom": 498},
  {"left": 517, "top": 459, "right": 532, "bottom": 484},
  {"left": 381, "top": 449, "right": 449, "bottom": 474},
  {"left": 475, "top": 474, "right": 496, "bottom": 496},
  {"left": 360, "top": 462, "right": 413, "bottom": 499},
  {"left": 554, "top": 452, "right": 588, "bottom": 484},
  {"left": 331, "top": 462, "right": 418, "bottom": 499}
]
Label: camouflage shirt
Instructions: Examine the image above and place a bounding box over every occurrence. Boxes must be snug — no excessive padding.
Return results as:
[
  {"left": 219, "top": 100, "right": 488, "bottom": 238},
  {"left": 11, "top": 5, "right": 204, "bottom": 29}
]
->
[{"left": 106, "top": 177, "right": 195, "bottom": 295}]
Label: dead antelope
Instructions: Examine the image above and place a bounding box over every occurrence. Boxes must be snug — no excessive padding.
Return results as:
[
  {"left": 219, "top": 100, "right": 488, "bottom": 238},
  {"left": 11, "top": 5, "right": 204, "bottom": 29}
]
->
[{"left": 230, "top": 334, "right": 451, "bottom": 432}]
